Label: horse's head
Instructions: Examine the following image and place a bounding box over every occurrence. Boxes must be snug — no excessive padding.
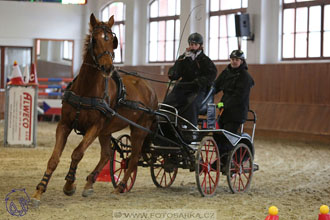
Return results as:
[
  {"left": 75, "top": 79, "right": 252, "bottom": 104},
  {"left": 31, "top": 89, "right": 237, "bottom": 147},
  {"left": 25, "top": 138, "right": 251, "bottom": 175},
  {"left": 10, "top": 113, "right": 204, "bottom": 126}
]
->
[{"left": 88, "top": 13, "right": 118, "bottom": 75}]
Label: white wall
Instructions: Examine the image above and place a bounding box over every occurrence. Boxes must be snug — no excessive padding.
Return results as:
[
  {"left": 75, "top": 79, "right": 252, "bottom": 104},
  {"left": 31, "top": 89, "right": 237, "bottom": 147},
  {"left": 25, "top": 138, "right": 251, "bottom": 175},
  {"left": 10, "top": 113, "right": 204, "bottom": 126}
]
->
[
  {"left": 0, "top": 1, "right": 85, "bottom": 75},
  {"left": 0, "top": 0, "right": 288, "bottom": 71}
]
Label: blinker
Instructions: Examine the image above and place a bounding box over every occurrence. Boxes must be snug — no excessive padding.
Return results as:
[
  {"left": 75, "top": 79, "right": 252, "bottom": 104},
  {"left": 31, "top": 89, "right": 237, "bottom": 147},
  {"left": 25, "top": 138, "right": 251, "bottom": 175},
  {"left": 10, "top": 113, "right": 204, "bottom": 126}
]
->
[{"left": 104, "top": 32, "right": 109, "bottom": 41}]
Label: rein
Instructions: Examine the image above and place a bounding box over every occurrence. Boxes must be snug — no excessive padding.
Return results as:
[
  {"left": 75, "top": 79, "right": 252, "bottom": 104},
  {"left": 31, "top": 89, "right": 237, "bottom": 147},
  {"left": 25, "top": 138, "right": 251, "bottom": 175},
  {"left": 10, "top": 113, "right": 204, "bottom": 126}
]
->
[
  {"left": 117, "top": 69, "right": 197, "bottom": 86},
  {"left": 117, "top": 69, "right": 170, "bottom": 84}
]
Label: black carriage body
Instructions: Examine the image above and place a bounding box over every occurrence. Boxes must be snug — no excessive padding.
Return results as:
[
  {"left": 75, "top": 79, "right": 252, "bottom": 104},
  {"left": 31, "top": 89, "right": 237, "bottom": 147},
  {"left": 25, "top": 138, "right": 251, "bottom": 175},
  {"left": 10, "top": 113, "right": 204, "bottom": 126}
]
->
[{"left": 109, "top": 100, "right": 257, "bottom": 195}]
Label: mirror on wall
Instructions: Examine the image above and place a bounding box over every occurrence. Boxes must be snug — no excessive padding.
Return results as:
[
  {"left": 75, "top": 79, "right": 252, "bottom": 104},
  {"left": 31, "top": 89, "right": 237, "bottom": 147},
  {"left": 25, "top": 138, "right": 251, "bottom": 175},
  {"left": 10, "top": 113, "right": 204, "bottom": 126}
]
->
[{"left": 34, "top": 39, "right": 74, "bottom": 79}]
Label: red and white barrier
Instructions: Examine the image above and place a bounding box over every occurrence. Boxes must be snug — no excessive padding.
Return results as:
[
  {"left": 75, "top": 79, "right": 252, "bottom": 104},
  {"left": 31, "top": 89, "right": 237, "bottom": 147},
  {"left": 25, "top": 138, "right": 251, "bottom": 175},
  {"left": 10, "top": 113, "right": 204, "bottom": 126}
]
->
[
  {"left": 4, "top": 61, "right": 37, "bottom": 147},
  {"left": 37, "top": 77, "right": 72, "bottom": 117}
]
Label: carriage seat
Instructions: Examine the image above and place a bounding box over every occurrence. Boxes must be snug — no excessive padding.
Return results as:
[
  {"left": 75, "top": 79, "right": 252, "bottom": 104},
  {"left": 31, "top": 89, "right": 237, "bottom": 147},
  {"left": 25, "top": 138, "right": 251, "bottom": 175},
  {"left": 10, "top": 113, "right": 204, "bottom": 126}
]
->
[
  {"left": 199, "top": 86, "right": 215, "bottom": 115},
  {"left": 198, "top": 86, "right": 216, "bottom": 129}
]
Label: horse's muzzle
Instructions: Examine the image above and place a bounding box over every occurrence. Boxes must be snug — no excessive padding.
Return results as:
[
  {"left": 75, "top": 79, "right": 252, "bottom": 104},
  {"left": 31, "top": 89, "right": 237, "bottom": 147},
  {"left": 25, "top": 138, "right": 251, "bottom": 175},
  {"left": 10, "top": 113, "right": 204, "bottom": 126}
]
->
[{"left": 100, "top": 65, "right": 115, "bottom": 76}]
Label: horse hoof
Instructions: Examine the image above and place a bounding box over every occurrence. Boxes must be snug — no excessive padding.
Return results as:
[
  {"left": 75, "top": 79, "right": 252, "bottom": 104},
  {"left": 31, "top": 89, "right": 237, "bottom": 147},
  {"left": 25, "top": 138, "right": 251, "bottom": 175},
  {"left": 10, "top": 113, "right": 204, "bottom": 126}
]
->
[
  {"left": 63, "top": 186, "right": 76, "bottom": 196},
  {"left": 112, "top": 190, "right": 120, "bottom": 195},
  {"left": 112, "top": 188, "right": 124, "bottom": 194},
  {"left": 30, "top": 198, "right": 40, "bottom": 208},
  {"left": 82, "top": 188, "right": 94, "bottom": 197}
]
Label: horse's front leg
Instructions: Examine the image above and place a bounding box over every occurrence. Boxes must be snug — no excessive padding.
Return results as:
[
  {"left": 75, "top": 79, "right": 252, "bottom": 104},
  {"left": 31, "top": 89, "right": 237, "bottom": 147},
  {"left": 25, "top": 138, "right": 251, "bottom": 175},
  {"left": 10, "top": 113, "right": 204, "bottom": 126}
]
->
[
  {"left": 63, "top": 125, "right": 100, "bottom": 196},
  {"left": 31, "top": 121, "right": 72, "bottom": 207},
  {"left": 82, "top": 134, "right": 112, "bottom": 197}
]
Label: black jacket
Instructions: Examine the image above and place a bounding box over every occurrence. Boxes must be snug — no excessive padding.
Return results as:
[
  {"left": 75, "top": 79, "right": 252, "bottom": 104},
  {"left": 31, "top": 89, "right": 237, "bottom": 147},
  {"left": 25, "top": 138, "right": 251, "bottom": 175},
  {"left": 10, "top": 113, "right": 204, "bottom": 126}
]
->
[
  {"left": 168, "top": 51, "right": 217, "bottom": 92},
  {"left": 164, "top": 51, "right": 217, "bottom": 125},
  {"left": 214, "top": 61, "right": 254, "bottom": 124}
]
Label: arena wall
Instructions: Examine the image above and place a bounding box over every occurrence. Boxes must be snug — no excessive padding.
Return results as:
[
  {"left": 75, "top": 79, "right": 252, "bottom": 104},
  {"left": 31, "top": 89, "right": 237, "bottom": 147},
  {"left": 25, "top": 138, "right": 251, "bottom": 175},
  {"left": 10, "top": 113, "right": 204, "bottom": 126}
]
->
[
  {"left": 1, "top": 63, "right": 329, "bottom": 142},
  {"left": 120, "top": 62, "right": 330, "bottom": 143}
]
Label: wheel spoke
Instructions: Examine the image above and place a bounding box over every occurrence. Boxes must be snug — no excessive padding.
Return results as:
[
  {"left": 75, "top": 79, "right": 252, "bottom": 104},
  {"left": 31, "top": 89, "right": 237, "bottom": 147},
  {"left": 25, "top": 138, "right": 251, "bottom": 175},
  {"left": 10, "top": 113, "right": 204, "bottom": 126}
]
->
[
  {"left": 169, "top": 172, "right": 173, "bottom": 182},
  {"left": 240, "top": 148, "right": 247, "bottom": 165},
  {"left": 155, "top": 167, "right": 163, "bottom": 178},
  {"left": 117, "top": 168, "right": 123, "bottom": 178},
  {"left": 164, "top": 172, "right": 168, "bottom": 186},
  {"left": 113, "top": 167, "right": 121, "bottom": 173},
  {"left": 208, "top": 173, "right": 212, "bottom": 193},
  {"left": 209, "top": 172, "right": 216, "bottom": 185},
  {"left": 159, "top": 172, "right": 165, "bottom": 185},
  {"left": 239, "top": 175, "right": 246, "bottom": 191}
]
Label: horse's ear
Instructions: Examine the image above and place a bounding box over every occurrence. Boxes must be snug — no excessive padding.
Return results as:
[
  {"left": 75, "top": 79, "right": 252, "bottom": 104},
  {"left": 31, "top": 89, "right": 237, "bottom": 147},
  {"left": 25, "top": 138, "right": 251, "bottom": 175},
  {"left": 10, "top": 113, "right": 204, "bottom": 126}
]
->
[
  {"left": 90, "top": 13, "right": 97, "bottom": 27},
  {"left": 108, "top": 15, "right": 114, "bottom": 27}
]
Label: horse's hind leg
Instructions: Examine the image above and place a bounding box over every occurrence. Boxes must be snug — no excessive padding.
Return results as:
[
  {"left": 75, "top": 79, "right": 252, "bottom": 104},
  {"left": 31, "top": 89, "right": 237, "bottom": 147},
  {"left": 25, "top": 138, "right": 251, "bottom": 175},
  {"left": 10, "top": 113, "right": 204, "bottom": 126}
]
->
[
  {"left": 63, "top": 125, "right": 100, "bottom": 196},
  {"left": 31, "top": 121, "right": 72, "bottom": 206},
  {"left": 82, "top": 135, "right": 112, "bottom": 197}
]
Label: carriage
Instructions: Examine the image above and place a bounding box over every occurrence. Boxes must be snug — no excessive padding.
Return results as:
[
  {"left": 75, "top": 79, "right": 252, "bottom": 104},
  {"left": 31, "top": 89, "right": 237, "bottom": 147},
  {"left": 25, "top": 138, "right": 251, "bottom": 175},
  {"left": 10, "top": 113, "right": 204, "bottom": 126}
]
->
[
  {"left": 31, "top": 15, "right": 258, "bottom": 206},
  {"left": 109, "top": 87, "right": 259, "bottom": 197}
]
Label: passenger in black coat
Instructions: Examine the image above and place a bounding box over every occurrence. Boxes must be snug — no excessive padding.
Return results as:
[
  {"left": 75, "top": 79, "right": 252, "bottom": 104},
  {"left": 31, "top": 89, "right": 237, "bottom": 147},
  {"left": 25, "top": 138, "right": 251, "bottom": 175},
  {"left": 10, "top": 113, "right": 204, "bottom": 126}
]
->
[
  {"left": 164, "top": 33, "right": 217, "bottom": 126},
  {"left": 214, "top": 50, "right": 254, "bottom": 133},
  {"left": 214, "top": 50, "right": 254, "bottom": 153}
]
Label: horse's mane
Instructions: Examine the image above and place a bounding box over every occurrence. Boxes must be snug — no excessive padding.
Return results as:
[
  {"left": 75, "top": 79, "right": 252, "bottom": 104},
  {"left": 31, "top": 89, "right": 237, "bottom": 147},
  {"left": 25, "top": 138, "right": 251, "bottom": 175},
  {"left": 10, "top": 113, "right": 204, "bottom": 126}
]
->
[{"left": 82, "top": 23, "right": 93, "bottom": 58}]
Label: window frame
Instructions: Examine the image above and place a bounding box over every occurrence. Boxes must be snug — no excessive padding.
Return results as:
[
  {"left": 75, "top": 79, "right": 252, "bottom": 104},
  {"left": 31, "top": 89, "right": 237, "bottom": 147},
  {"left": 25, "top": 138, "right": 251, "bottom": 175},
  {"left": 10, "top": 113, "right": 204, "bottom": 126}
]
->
[
  {"left": 208, "top": 0, "right": 248, "bottom": 61},
  {"left": 148, "top": 0, "right": 181, "bottom": 63},
  {"left": 281, "top": 0, "right": 330, "bottom": 60}
]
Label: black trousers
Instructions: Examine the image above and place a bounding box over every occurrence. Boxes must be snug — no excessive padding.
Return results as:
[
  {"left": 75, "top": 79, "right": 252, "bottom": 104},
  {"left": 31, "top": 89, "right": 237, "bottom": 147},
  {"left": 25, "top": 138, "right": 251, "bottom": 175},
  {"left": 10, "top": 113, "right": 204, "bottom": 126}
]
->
[
  {"left": 214, "top": 121, "right": 241, "bottom": 157},
  {"left": 218, "top": 121, "right": 241, "bottom": 134},
  {"left": 164, "top": 87, "right": 206, "bottom": 126}
]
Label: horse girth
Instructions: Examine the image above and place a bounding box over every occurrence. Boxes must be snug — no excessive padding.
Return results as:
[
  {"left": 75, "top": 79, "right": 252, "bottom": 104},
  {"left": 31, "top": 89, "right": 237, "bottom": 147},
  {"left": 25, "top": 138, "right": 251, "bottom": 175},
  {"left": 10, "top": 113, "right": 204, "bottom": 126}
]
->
[{"left": 62, "top": 90, "right": 116, "bottom": 118}]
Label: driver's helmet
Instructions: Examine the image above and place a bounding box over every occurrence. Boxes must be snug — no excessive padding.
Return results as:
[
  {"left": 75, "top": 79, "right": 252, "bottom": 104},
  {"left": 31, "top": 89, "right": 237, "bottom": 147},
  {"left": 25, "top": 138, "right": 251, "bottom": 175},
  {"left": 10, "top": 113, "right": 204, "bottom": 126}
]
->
[
  {"left": 230, "top": 50, "right": 245, "bottom": 60},
  {"left": 188, "top": 33, "right": 203, "bottom": 45}
]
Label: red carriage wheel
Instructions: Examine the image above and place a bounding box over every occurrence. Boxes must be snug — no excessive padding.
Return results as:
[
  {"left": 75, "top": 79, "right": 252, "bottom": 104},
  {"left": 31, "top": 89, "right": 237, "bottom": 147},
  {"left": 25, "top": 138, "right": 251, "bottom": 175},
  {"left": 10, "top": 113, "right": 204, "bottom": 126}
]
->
[
  {"left": 195, "top": 136, "right": 220, "bottom": 197},
  {"left": 150, "top": 156, "right": 178, "bottom": 188},
  {"left": 226, "top": 142, "right": 253, "bottom": 193},
  {"left": 110, "top": 134, "right": 137, "bottom": 192}
]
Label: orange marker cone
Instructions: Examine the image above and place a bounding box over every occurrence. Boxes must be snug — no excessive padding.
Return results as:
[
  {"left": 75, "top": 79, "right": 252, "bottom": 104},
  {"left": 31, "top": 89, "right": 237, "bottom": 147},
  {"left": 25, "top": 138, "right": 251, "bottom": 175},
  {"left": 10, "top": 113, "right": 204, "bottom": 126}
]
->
[
  {"left": 265, "top": 206, "right": 279, "bottom": 220},
  {"left": 96, "top": 161, "right": 111, "bottom": 182},
  {"left": 7, "top": 61, "right": 24, "bottom": 85},
  {"left": 96, "top": 154, "right": 118, "bottom": 182},
  {"left": 28, "top": 63, "right": 38, "bottom": 85},
  {"left": 319, "top": 205, "right": 330, "bottom": 220}
]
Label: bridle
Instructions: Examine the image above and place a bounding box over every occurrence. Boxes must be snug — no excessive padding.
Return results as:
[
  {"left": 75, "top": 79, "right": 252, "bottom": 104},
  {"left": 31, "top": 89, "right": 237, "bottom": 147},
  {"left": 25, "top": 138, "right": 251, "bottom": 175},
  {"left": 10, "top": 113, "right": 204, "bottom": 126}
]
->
[{"left": 87, "top": 24, "right": 118, "bottom": 75}]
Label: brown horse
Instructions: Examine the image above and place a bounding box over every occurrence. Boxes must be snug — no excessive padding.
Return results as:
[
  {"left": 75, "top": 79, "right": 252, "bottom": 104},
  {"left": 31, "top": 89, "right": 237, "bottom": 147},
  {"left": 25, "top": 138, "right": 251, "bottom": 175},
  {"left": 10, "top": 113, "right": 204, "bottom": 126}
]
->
[{"left": 31, "top": 14, "right": 158, "bottom": 206}]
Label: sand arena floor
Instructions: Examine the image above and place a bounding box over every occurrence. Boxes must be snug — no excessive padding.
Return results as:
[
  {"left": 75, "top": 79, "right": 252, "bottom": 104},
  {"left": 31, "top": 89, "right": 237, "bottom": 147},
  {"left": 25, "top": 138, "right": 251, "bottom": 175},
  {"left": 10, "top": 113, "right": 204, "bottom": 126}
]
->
[{"left": 0, "top": 121, "right": 330, "bottom": 220}]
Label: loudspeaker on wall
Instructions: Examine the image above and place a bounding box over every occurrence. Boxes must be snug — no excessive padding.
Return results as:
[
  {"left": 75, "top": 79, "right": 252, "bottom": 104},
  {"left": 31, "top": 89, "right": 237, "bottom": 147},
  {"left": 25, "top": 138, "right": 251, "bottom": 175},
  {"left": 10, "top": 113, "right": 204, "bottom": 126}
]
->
[{"left": 235, "top": 14, "right": 251, "bottom": 37}]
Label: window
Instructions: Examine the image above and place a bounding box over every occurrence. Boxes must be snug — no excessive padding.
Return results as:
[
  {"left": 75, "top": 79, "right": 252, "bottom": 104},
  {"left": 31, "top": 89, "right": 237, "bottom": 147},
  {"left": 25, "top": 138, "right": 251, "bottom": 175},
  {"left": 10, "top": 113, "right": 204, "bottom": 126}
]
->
[
  {"left": 148, "top": 0, "right": 181, "bottom": 63},
  {"left": 209, "top": 0, "right": 248, "bottom": 61},
  {"left": 1, "top": 0, "right": 87, "bottom": 4},
  {"left": 282, "top": 0, "right": 330, "bottom": 60},
  {"left": 101, "top": 2, "right": 125, "bottom": 63},
  {"left": 63, "top": 40, "right": 73, "bottom": 61}
]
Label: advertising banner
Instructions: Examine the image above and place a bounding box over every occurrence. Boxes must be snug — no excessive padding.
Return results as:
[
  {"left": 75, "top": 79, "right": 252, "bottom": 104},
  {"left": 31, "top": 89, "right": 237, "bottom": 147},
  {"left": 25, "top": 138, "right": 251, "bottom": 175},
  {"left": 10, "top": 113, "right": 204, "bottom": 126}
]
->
[{"left": 4, "top": 85, "right": 37, "bottom": 147}]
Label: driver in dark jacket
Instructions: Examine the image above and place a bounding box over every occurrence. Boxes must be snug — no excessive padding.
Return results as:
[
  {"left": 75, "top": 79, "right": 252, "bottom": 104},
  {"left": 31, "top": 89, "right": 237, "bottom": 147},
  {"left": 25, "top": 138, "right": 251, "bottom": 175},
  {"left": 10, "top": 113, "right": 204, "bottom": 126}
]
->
[{"left": 164, "top": 33, "right": 217, "bottom": 126}]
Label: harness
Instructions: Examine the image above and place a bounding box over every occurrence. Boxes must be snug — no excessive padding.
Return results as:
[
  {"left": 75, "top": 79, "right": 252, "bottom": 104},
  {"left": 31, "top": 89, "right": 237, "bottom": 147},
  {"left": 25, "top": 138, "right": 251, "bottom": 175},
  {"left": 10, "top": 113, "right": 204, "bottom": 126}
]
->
[
  {"left": 88, "top": 24, "right": 118, "bottom": 74},
  {"left": 62, "top": 71, "right": 127, "bottom": 135},
  {"left": 61, "top": 22, "right": 129, "bottom": 135}
]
